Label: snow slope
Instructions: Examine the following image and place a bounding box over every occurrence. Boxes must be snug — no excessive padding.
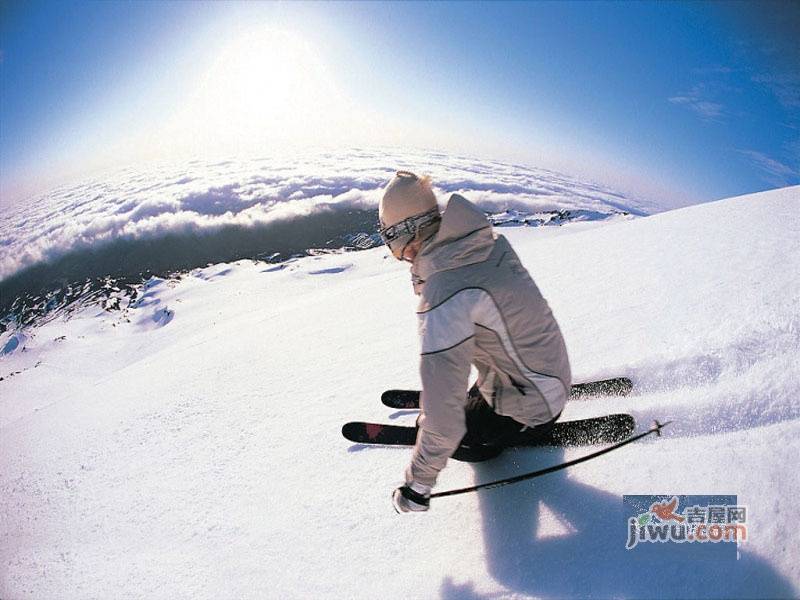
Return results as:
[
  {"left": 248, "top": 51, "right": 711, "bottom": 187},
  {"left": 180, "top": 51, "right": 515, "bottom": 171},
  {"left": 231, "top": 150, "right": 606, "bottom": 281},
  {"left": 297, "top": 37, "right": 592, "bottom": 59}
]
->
[{"left": 1, "top": 185, "right": 799, "bottom": 599}]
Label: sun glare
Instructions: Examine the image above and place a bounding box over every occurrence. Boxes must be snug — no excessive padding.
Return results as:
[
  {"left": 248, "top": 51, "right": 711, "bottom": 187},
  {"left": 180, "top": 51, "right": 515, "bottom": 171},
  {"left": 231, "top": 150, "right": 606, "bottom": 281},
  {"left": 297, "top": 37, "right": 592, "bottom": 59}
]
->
[{"left": 165, "top": 28, "right": 352, "bottom": 155}]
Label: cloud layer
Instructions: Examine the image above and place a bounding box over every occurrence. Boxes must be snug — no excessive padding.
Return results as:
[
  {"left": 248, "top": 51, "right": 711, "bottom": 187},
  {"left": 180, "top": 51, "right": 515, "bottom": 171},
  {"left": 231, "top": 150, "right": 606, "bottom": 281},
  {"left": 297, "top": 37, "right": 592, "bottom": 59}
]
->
[{"left": 0, "top": 148, "right": 646, "bottom": 283}]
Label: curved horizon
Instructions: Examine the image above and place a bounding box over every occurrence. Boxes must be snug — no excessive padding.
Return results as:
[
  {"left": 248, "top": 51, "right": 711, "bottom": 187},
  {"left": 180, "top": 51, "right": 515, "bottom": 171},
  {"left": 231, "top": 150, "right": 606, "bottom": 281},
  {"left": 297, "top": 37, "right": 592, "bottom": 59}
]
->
[{"left": 1, "top": 2, "right": 798, "bottom": 211}]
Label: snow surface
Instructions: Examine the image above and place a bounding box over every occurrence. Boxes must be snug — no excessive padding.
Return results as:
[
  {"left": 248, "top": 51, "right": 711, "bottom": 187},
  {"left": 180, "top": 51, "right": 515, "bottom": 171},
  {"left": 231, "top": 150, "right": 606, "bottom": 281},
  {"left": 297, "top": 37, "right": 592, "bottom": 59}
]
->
[{"left": 1, "top": 185, "right": 799, "bottom": 599}]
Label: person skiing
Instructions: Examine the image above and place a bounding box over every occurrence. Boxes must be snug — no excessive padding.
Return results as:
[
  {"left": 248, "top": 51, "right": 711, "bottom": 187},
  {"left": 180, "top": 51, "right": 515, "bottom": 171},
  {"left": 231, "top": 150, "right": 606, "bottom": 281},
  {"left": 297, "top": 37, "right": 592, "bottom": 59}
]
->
[{"left": 379, "top": 170, "right": 572, "bottom": 513}]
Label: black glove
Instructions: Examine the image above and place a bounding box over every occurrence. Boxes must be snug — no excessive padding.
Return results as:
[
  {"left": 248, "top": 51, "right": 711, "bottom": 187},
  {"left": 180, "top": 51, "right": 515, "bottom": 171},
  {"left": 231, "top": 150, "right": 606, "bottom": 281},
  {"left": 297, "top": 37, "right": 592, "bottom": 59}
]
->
[{"left": 392, "top": 482, "right": 431, "bottom": 513}]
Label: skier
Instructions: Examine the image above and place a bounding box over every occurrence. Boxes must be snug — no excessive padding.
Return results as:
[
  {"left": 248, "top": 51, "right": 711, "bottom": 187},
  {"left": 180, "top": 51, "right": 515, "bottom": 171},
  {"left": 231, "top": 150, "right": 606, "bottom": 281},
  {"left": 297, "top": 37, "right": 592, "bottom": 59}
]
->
[{"left": 379, "top": 171, "right": 572, "bottom": 513}]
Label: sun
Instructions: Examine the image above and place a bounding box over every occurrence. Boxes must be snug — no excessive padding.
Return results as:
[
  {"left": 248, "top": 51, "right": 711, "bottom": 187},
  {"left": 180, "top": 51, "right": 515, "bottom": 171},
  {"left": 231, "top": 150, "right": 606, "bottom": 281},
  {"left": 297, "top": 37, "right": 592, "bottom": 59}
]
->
[
  {"left": 200, "top": 30, "right": 321, "bottom": 124},
  {"left": 168, "top": 27, "right": 351, "bottom": 155}
]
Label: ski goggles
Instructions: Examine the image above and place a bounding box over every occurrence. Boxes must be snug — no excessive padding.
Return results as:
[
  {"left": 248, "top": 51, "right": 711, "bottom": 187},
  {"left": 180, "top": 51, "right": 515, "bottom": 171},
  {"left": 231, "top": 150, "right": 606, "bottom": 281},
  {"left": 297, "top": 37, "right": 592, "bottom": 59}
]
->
[{"left": 378, "top": 208, "right": 441, "bottom": 247}]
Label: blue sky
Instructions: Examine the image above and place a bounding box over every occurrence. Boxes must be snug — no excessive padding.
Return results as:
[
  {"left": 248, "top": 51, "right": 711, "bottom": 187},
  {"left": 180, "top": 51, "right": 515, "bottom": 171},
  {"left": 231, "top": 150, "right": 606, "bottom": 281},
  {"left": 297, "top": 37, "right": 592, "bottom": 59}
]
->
[{"left": 1, "top": 1, "right": 798, "bottom": 209}]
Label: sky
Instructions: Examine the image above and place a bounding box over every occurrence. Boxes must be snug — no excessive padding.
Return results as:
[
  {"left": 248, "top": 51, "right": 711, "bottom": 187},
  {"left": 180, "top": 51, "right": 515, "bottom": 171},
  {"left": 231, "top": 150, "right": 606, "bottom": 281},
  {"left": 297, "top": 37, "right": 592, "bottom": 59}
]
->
[{"left": 1, "top": 0, "right": 798, "bottom": 209}]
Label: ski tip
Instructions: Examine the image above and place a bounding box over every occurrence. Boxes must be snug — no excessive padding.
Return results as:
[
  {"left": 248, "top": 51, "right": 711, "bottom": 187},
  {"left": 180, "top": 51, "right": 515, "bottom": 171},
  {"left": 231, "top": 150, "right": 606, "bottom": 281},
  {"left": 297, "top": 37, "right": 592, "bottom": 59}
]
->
[
  {"left": 569, "top": 376, "right": 634, "bottom": 398},
  {"left": 342, "top": 421, "right": 370, "bottom": 443},
  {"left": 342, "top": 421, "right": 370, "bottom": 438},
  {"left": 381, "top": 389, "right": 421, "bottom": 409}
]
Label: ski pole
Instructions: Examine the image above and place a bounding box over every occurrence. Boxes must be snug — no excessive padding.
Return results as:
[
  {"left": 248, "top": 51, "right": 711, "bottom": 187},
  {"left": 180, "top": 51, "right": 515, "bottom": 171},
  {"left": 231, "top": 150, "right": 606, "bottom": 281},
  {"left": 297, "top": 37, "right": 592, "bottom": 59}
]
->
[{"left": 430, "top": 419, "right": 671, "bottom": 499}]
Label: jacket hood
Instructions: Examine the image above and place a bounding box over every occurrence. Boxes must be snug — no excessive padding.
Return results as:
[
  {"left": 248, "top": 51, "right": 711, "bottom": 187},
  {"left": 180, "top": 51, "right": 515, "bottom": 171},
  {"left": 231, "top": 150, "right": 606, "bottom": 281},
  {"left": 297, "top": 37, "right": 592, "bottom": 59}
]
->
[{"left": 411, "top": 194, "right": 495, "bottom": 289}]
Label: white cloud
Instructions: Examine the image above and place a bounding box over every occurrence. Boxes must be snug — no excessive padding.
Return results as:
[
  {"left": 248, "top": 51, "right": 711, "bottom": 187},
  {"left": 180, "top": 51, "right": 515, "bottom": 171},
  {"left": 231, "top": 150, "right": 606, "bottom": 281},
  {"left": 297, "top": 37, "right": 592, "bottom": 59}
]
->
[
  {"left": 668, "top": 84, "right": 728, "bottom": 121},
  {"left": 0, "top": 148, "right": 646, "bottom": 282},
  {"left": 751, "top": 73, "right": 800, "bottom": 110},
  {"left": 736, "top": 149, "right": 799, "bottom": 188}
]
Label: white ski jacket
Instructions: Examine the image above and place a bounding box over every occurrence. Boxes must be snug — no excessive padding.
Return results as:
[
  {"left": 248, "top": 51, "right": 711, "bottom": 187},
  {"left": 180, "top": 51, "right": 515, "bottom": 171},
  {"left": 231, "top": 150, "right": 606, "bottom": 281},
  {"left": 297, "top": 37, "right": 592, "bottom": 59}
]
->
[{"left": 407, "top": 193, "right": 572, "bottom": 488}]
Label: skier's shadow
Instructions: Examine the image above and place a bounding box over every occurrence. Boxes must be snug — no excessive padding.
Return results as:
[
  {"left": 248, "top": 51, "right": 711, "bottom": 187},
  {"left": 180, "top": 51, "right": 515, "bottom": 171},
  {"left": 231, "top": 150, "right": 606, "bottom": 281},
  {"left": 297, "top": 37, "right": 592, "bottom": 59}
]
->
[{"left": 440, "top": 448, "right": 796, "bottom": 599}]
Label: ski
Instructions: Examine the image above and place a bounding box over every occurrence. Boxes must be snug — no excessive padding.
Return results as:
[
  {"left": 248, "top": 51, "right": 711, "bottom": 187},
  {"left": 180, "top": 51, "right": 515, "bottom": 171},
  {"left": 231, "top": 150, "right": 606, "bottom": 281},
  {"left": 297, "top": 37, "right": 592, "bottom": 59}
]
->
[
  {"left": 342, "top": 413, "right": 635, "bottom": 461},
  {"left": 381, "top": 377, "right": 633, "bottom": 409}
]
